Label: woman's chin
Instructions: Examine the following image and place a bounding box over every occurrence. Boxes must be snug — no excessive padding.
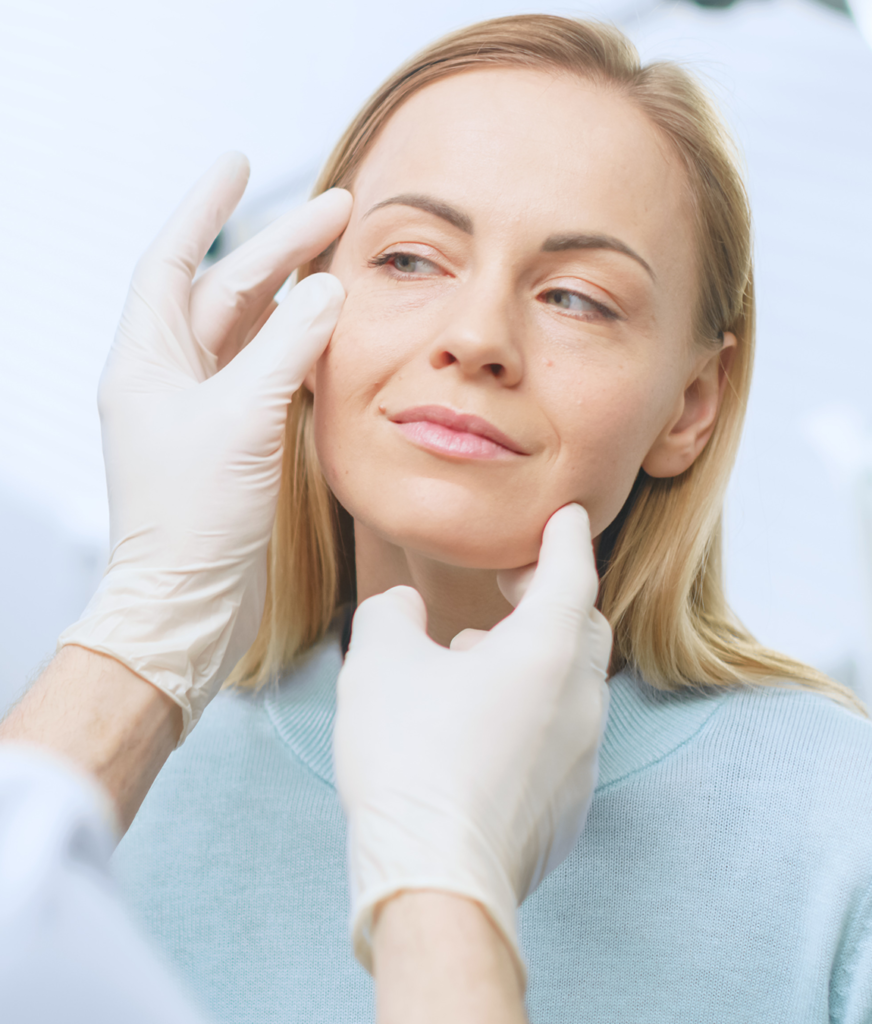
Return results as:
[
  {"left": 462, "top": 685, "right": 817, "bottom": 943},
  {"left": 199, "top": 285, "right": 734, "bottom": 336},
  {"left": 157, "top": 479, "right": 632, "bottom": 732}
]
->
[
  {"left": 362, "top": 513, "right": 543, "bottom": 571},
  {"left": 407, "top": 538, "right": 538, "bottom": 571},
  {"left": 329, "top": 474, "right": 552, "bottom": 569}
]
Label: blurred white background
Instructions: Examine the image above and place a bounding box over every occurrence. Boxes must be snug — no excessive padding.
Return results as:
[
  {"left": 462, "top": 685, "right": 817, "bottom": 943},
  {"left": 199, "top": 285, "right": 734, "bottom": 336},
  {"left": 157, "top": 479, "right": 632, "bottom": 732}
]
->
[{"left": 1, "top": 0, "right": 871, "bottom": 713}]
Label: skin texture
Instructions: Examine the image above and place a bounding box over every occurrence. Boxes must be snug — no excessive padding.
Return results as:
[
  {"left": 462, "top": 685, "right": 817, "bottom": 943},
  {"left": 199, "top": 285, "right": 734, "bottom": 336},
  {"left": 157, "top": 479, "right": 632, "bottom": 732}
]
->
[
  {"left": 373, "top": 891, "right": 526, "bottom": 1024},
  {"left": 0, "top": 646, "right": 181, "bottom": 832},
  {"left": 308, "top": 68, "right": 735, "bottom": 645}
]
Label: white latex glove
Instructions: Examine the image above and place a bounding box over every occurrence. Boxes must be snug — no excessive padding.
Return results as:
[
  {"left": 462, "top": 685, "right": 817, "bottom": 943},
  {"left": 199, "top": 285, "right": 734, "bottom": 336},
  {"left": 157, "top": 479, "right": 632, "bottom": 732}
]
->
[
  {"left": 333, "top": 503, "right": 612, "bottom": 981},
  {"left": 58, "top": 153, "right": 351, "bottom": 742}
]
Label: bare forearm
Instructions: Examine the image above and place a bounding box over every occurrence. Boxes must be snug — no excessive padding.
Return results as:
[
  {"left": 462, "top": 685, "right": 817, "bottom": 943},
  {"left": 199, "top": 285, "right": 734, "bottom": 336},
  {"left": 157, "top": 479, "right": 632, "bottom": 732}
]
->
[
  {"left": 0, "top": 645, "right": 181, "bottom": 831},
  {"left": 373, "top": 891, "right": 528, "bottom": 1024}
]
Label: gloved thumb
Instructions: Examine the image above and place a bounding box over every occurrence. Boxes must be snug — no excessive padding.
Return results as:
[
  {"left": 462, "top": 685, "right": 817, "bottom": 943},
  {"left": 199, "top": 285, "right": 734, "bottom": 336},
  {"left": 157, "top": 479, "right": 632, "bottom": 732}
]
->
[
  {"left": 449, "top": 628, "right": 489, "bottom": 651},
  {"left": 221, "top": 272, "right": 345, "bottom": 396},
  {"left": 488, "top": 504, "right": 601, "bottom": 657}
]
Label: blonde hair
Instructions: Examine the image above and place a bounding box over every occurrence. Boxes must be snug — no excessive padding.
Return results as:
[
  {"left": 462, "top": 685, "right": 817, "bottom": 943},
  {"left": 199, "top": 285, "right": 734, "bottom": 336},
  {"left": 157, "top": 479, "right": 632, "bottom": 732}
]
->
[{"left": 230, "top": 15, "right": 865, "bottom": 715}]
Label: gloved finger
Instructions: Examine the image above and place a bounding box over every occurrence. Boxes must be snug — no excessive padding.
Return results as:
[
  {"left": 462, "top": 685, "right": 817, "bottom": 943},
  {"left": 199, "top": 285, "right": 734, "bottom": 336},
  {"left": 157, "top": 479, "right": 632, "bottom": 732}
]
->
[
  {"left": 344, "top": 587, "right": 431, "bottom": 670},
  {"left": 239, "top": 299, "right": 278, "bottom": 356},
  {"left": 496, "top": 563, "right": 536, "bottom": 609},
  {"left": 518, "top": 504, "right": 599, "bottom": 615},
  {"left": 133, "top": 152, "right": 250, "bottom": 309},
  {"left": 588, "top": 608, "right": 614, "bottom": 671},
  {"left": 190, "top": 189, "right": 352, "bottom": 366},
  {"left": 449, "top": 628, "right": 489, "bottom": 651},
  {"left": 487, "top": 504, "right": 599, "bottom": 652},
  {"left": 220, "top": 273, "right": 345, "bottom": 397},
  {"left": 495, "top": 503, "right": 594, "bottom": 609}
]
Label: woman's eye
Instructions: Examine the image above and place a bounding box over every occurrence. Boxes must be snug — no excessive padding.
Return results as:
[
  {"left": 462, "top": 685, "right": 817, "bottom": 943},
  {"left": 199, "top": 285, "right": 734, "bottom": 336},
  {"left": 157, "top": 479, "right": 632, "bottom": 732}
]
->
[
  {"left": 369, "top": 251, "right": 441, "bottom": 275},
  {"left": 540, "top": 288, "right": 617, "bottom": 320}
]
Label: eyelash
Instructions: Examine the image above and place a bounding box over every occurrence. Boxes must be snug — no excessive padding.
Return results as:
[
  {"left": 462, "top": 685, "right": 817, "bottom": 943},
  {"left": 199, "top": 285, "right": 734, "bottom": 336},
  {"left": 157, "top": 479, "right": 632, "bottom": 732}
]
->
[
  {"left": 367, "top": 251, "right": 436, "bottom": 274},
  {"left": 368, "top": 249, "right": 620, "bottom": 322}
]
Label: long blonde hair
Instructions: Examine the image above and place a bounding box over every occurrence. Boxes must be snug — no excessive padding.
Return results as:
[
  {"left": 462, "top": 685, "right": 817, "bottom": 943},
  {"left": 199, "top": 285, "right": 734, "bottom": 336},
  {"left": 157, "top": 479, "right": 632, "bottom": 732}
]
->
[{"left": 230, "top": 15, "right": 865, "bottom": 715}]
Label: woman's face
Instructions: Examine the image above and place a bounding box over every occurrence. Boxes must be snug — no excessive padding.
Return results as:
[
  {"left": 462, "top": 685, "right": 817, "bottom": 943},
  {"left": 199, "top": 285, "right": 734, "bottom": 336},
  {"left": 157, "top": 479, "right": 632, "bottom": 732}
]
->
[{"left": 310, "top": 68, "right": 718, "bottom": 570}]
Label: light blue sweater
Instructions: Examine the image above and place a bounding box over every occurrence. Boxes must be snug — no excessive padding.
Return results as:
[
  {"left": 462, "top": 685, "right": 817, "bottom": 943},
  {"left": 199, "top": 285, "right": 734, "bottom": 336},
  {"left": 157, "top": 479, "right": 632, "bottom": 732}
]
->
[{"left": 114, "top": 627, "right": 872, "bottom": 1023}]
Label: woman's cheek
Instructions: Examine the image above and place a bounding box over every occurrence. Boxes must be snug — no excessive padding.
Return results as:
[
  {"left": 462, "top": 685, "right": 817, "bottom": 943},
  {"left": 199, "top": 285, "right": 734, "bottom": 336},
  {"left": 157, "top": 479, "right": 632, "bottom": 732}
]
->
[
  {"left": 547, "top": 369, "right": 667, "bottom": 526},
  {"left": 312, "top": 300, "right": 411, "bottom": 487},
  {"left": 326, "top": 286, "right": 420, "bottom": 376}
]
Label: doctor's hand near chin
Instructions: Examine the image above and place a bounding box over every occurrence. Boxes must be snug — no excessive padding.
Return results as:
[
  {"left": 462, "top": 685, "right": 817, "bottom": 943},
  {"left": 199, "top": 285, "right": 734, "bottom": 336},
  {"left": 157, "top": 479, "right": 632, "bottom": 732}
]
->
[
  {"left": 0, "top": 156, "right": 612, "bottom": 1023},
  {"left": 336, "top": 501, "right": 612, "bottom": 1024}
]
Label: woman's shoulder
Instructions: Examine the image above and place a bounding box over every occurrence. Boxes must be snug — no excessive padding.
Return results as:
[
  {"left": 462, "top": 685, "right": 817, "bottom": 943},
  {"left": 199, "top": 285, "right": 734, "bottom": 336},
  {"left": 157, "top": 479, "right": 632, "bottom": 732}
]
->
[
  {"left": 604, "top": 670, "right": 872, "bottom": 814},
  {"left": 694, "top": 680, "right": 872, "bottom": 819},
  {"left": 719, "top": 679, "right": 872, "bottom": 758}
]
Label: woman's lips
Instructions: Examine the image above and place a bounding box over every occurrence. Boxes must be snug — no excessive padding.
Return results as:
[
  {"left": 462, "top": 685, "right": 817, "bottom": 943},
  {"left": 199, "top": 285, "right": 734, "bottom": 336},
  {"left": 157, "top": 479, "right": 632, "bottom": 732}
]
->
[{"left": 389, "top": 405, "right": 526, "bottom": 460}]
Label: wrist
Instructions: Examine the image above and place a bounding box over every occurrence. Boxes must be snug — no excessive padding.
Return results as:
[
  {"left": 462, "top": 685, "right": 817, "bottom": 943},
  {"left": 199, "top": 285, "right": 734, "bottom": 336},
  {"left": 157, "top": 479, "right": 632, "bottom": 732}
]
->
[
  {"left": 57, "top": 562, "right": 260, "bottom": 740},
  {"left": 346, "top": 804, "right": 523, "bottom": 981},
  {"left": 0, "top": 645, "right": 181, "bottom": 831},
  {"left": 372, "top": 891, "right": 527, "bottom": 1024}
]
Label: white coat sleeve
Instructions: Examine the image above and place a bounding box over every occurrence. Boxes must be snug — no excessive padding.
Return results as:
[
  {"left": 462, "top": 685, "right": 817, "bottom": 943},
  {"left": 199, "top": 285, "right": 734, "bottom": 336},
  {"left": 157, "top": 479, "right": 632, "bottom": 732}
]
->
[{"left": 0, "top": 744, "right": 210, "bottom": 1024}]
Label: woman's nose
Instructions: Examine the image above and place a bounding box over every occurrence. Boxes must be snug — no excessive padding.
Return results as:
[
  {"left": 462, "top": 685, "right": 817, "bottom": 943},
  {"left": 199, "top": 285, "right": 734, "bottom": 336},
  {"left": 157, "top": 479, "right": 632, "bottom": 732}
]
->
[{"left": 427, "top": 280, "right": 523, "bottom": 386}]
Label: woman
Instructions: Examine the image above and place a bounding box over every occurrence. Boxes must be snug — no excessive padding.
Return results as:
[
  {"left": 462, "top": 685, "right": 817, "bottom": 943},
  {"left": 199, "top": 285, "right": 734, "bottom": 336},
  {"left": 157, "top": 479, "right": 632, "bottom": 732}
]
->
[{"left": 114, "top": 15, "right": 872, "bottom": 1022}]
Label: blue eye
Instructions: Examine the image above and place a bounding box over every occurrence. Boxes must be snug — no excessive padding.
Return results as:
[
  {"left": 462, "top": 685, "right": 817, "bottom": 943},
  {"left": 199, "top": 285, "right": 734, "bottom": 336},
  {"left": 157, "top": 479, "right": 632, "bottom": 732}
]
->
[
  {"left": 540, "top": 288, "right": 617, "bottom": 320},
  {"left": 369, "top": 251, "right": 440, "bottom": 275}
]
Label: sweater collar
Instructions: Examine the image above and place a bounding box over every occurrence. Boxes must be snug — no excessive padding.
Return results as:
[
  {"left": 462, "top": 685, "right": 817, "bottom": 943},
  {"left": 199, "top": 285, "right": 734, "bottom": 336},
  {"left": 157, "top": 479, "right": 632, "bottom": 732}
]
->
[
  {"left": 264, "top": 629, "right": 729, "bottom": 791},
  {"left": 597, "top": 671, "right": 728, "bottom": 789},
  {"left": 264, "top": 631, "right": 345, "bottom": 787}
]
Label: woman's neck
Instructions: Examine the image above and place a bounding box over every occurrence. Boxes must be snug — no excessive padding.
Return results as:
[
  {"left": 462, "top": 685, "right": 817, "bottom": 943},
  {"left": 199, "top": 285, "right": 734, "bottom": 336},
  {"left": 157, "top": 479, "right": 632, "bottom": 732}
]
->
[{"left": 354, "top": 521, "right": 514, "bottom": 647}]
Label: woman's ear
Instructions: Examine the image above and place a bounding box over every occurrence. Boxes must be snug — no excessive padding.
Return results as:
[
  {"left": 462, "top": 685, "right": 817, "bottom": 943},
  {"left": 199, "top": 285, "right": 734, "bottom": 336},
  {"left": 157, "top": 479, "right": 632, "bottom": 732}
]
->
[
  {"left": 304, "top": 364, "right": 318, "bottom": 393},
  {"left": 642, "top": 332, "right": 737, "bottom": 479}
]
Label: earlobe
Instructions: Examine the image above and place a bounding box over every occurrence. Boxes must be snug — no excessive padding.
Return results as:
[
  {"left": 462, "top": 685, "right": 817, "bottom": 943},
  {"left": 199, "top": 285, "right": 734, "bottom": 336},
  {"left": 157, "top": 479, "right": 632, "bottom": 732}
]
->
[
  {"left": 642, "top": 331, "right": 737, "bottom": 479},
  {"left": 304, "top": 364, "right": 317, "bottom": 393}
]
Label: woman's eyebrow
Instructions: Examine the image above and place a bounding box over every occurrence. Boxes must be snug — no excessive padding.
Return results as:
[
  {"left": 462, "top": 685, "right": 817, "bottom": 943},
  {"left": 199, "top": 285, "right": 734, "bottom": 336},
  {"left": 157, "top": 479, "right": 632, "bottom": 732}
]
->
[
  {"left": 363, "top": 194, "right": 474, "bottom": 234},
  {"left": 542, "top": 233, "right": 655, "bottom": 281},
  {"left": 362, "top": 197, "right": 654, "bottom": 281}
]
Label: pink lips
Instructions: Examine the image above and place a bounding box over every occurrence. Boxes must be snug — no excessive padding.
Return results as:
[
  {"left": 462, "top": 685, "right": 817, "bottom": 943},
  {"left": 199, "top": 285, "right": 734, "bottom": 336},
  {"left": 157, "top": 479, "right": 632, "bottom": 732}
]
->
[{"left": 390, "top": 405, "right": 526, "bottom": 460}]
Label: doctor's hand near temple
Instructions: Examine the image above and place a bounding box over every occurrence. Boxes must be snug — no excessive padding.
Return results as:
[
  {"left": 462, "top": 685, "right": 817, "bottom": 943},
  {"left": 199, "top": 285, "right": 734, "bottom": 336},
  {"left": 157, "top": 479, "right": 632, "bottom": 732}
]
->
[{"left": 0, "top": 155, "right": 613, "bottom": 1024}]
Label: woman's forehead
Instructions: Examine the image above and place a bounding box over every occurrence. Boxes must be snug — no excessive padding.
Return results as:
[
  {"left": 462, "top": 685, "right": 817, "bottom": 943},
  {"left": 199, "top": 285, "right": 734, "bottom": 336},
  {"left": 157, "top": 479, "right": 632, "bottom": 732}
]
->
[{"left": 349, "top": 67, "right": 693, "bottom": 279}]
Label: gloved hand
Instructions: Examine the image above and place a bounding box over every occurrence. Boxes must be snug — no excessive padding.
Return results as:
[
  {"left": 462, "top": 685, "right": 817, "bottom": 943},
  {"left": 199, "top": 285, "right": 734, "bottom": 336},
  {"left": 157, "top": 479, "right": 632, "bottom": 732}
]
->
[
  {"left": 333, "top": 503, "right": 612, "bottom": 982},
  {"left": 58, "top": 153, "right": 351, "bottom": 742}
]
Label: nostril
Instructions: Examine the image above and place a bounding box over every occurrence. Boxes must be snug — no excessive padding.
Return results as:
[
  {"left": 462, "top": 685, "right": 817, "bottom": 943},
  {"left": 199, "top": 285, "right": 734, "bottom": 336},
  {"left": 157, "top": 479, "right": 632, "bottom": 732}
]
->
[{"left": 488, "top": 363, "right": 504, "bottom": 377}]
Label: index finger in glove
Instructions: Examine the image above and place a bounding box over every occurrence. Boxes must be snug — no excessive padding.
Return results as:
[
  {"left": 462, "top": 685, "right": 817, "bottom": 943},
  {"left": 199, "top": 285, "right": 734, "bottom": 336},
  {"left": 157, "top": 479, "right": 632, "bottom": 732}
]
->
[
  {"left": 133, "top": 152, "right": 251, "bottom": 307},
  {"left": 520, "top": 503, "right": 600, "bottom": 614},
  {"left": 489, "top": 504, "right": 601, "bottom": 650},
  {"left": 190, "top": 188, "right": 353, "bottom": 367}
]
